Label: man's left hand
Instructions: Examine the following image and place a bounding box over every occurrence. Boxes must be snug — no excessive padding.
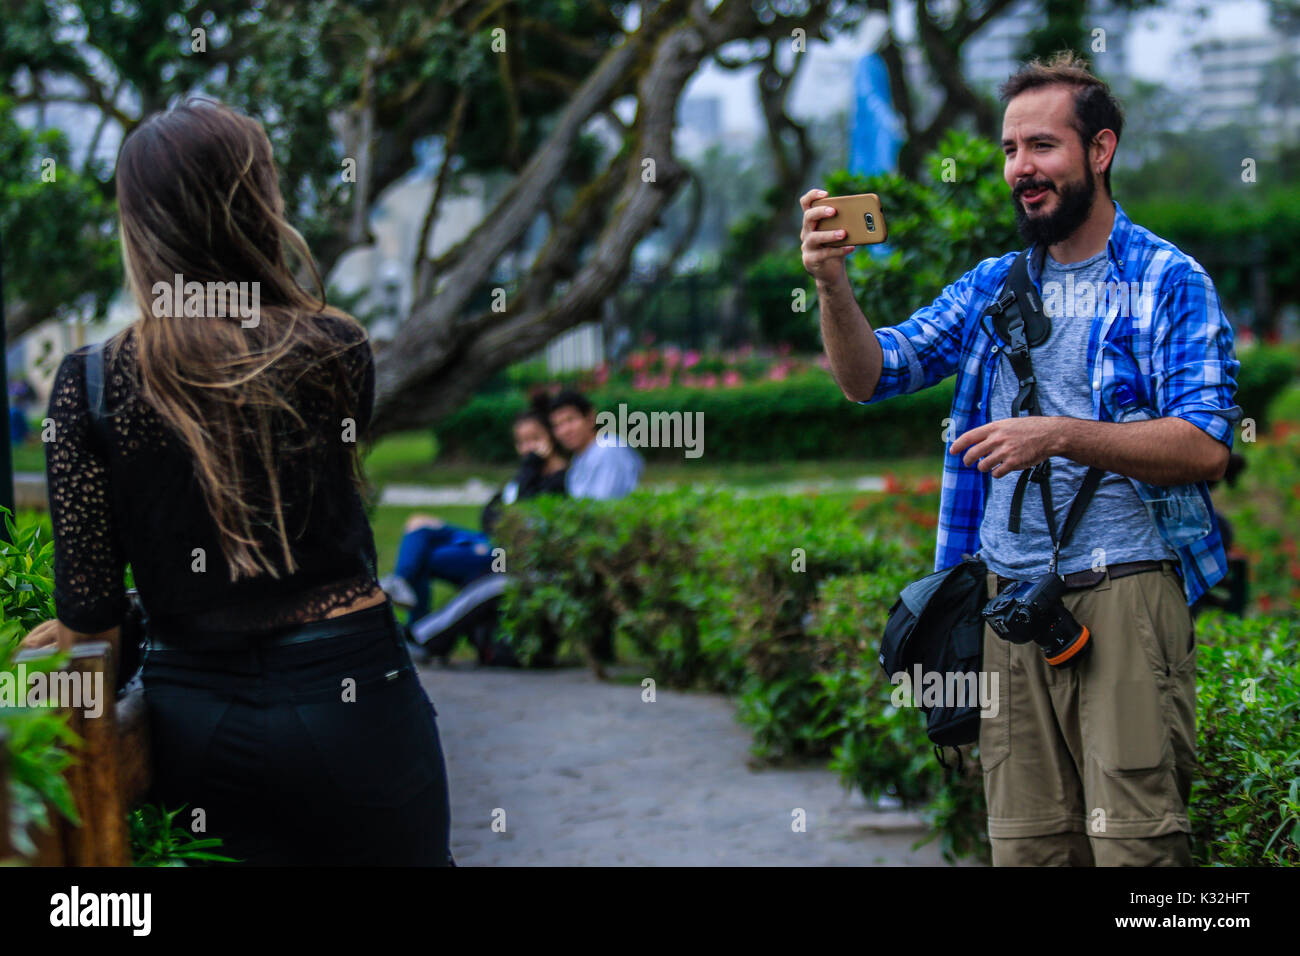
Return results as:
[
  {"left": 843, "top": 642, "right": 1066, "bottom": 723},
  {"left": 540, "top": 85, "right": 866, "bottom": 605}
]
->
[{"left": 950, "top": 417, "right": 1067, "bottom": 478}]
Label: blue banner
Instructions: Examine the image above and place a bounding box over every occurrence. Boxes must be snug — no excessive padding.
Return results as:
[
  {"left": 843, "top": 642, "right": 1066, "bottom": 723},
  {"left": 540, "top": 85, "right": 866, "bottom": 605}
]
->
[
  {"left": 849, "top": 53, "right": 902, "bottom": 178},
  {"left": 848, "top": 53, "right": 902, "bottom": 259}
]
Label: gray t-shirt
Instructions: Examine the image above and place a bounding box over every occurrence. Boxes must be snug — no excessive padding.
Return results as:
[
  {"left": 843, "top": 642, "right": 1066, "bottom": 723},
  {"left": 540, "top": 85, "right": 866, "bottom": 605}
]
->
[
  {"left": 979, "top": 248, "right": 1176, "bottom": 580},
  {"left": 565, "top": 439, "right": 644, "bottom": 500}
]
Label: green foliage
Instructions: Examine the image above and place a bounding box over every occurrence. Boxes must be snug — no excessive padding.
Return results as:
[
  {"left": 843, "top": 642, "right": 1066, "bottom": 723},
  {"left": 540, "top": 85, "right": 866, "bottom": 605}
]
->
[
  {"left": 1126, "top": 184, "right": 1300, "bottom": 321},
  {"left": 741, "top": 252, "right": 823, "bottom": 352},
  {"left": 1234, "top": 344, "right": 1300, "bottom": 432},
  {"left": 494, "top": 489, "right": 931, "bottom": 694},
  {"left": 0, "top": 507, "right": 78, "bottom": 860},
  {"left": 437, "top": 371, "right": 955, "bottom": 463},
  {"left": 1190, "top": 613, "right": 1300, "bottom": 866},
  {"left": 1267, "top": 383, "right": 1300, "bottom": 425},
  {"left": 0, "top": 96, "right": 120, "bottom": 326},
  {"left": 0, "top": 689, "right": 82, "bottom": 861},
  {"left": 129, "top": 804, "right": 240, "bottom": 866},
  {"left": 0, "top": 509, "right": 57, "bottom": 640},
  {"left": 1216, "top": 423, "right": 1300, "bottom": 617}
]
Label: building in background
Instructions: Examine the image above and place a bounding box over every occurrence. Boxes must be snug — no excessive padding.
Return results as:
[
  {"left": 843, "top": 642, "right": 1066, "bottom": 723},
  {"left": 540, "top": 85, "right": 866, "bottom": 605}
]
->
[
  {"left": 1191, "top": 32, "right": 1300, "bottom": 154},
  {"left": 676, "top": 95, "right": 723, "bottom": 159},
  {"left": 963, "top": 0, "right": 1136, "bottom": 91}
]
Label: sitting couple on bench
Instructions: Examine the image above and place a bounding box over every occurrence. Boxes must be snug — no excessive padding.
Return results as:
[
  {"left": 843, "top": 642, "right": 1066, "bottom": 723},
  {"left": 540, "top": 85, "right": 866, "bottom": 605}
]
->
[{"left": 382, "top": 388, "right": 643, "bottom": 664}]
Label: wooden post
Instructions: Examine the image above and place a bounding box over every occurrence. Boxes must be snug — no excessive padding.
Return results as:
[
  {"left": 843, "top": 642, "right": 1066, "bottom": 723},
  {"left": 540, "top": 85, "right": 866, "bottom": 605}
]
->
[
  {"left": 16, "top": 641, "right": 135, "bottom": 866},
  {"left": 29, "top": 804, "right": 67, "bottom": 865},
  {"left": 63, "top": 643, "right": 129, "bottom": 865},
  {"left": 115, "top": 681, "right": 152, "bottom": 807}
]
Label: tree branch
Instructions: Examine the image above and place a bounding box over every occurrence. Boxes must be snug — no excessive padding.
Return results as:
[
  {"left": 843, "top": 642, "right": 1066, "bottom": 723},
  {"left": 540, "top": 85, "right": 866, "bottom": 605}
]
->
[
  {"left": 413, "top": 88, "right": 469, "bottom": 283},
  {"left": 372, "top": 0, "right": 838, "bottom": 432},
  {"left": 392, "top": 0, "right": 691, "bottom": 387}
]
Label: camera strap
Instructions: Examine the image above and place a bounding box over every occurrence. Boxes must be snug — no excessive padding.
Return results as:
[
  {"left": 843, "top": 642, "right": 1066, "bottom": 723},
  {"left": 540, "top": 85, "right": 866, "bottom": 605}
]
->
[
  {"left": 988, "top": 246, "right": 1050, "bottom": 418},
  {"left": 986, "top": 247, "right": 1105, "bottom": 575}
]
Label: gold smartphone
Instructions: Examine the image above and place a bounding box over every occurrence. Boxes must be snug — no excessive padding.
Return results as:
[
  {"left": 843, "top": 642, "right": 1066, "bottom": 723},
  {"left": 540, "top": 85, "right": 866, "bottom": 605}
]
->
[{"left": 819, "top": 193, "right": 888, "bottom": 246}]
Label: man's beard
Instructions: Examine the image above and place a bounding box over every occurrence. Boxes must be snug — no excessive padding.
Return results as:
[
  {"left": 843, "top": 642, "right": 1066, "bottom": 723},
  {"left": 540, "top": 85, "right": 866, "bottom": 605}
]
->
[{"left": 1012, "top": 164, "right": 1097, "bottom": 247}]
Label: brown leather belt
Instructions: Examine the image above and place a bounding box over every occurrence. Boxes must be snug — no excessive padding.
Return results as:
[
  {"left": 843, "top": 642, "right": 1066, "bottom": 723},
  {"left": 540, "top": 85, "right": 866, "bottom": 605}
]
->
[{"left": 996, "top": 559, "right": 1175, "bottom": 595}]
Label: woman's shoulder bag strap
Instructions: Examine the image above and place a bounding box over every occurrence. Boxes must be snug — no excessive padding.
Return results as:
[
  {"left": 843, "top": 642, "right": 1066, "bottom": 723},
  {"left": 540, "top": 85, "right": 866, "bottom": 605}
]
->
[{"left": 82, "top": 341, "right": 113, "bottom": 452}]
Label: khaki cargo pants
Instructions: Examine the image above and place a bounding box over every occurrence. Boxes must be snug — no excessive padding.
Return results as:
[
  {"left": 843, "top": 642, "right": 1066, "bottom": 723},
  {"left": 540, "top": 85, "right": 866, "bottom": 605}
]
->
[{"left": 979, "top": 561, "right": 1197, "bottom": 866}]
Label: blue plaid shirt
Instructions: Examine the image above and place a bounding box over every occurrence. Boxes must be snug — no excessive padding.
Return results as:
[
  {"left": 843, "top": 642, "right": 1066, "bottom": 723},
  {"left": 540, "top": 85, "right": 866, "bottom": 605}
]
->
[{"left": 861, "top": 200, "right": 1242, "bottom": 606}]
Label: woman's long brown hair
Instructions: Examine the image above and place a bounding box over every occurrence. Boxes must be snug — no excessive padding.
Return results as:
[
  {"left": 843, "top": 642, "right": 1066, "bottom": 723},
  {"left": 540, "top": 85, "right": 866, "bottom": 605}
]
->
[{"left": 113, "top": 98, "right": 368, "bottom": 581}]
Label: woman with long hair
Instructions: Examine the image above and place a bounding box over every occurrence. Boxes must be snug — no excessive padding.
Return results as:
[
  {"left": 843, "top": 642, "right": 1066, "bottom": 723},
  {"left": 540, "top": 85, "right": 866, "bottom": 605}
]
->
[{"left": 24, "top": 98, "right": 452, "bottom": 865}]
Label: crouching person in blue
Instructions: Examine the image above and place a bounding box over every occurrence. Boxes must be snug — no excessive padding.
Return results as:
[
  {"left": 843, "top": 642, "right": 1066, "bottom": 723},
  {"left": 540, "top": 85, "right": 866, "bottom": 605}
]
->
[{"left": 383, "top": 394, "right": 569, "bottom": 621}]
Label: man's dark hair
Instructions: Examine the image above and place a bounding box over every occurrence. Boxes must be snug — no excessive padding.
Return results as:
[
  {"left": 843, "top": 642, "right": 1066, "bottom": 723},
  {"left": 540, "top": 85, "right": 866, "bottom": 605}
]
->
[
  {"left": 998, "top": 51, "right": 1125, "bottom": 194},
  {"left": 549, "top": 389, "right": 593, "bottom": 416}
]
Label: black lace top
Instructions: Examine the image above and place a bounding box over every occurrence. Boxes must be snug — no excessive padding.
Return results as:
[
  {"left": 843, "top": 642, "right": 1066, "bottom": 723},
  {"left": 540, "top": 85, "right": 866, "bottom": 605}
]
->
[{"left": 44, "top": 316, "right": 381, "bottom": 640}]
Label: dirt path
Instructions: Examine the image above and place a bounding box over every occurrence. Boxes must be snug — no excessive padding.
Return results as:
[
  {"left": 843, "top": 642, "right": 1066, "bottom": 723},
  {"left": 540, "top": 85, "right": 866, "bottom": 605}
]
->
[{"left": 417, "top": 662, "right": 976, "bottom": 866}]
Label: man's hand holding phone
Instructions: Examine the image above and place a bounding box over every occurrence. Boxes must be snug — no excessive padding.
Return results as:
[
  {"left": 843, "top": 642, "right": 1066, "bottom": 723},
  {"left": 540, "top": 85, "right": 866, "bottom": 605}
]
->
[
  {"left": 800, "top": 189, "right": 853, "bottom": 284},
  {"left": 800, "top": 188, "right": 888, "bottom": 403}
]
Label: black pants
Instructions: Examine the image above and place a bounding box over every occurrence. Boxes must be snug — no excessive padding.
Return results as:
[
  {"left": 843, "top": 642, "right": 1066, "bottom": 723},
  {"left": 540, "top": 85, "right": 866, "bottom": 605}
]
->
[{"left": 141, "top": 602, "right": 452, "bottom": 865}]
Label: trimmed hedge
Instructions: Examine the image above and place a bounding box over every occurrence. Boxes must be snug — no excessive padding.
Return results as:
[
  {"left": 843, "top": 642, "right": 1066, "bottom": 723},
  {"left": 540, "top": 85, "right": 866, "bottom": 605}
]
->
[
  {"left": 494, "top": 488, "right": 1300, "bottom": 865},
  {"left": 437, "top": 345, "right": 1297, "bottom": 464},
  {"left": 438, "top": 372, "right": 955, "bottom": 464},
  {"left": 1235, "top": 344, "right": 1300, "bottom": 433},
  {"left": 1189, "top": 613, "right": 1300, "bottom": 866},
  {"left": 1215, "top": 423, "right": 1300, "bottom": 615},
  {"left": 494, "top": 488, "right": 936, "bottom": 694}
]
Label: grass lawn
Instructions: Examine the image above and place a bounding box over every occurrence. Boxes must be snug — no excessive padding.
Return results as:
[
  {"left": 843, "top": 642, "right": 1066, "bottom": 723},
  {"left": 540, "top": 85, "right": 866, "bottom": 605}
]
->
[{"left": 11, "top": 440, "right": 46, "bottom": 473}]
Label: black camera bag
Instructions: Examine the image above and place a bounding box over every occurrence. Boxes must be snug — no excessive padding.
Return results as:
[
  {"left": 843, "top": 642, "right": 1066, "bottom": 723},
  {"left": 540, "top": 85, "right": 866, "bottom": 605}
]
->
[{"left": 878, "top": 555, "right": 988, "bottom": 749}]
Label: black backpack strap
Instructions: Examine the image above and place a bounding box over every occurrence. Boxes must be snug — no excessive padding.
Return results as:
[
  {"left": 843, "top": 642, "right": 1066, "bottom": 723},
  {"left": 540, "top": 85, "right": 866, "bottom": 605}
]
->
[
  {"left": 991, "top": 247, "right": 1049, "bottom": 418},
  {"left": 83, "top": 341, "right": 113, "bottom": 452},
  {"left": 990, "top": 249, "right": 1049, "bottom": 534}
]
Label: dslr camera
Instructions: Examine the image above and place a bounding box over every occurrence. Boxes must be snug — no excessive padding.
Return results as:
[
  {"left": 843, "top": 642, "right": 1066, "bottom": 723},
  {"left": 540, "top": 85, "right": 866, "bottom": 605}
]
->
[{"left": 982, "top": 572, "right": 1091, "bottom": 667}]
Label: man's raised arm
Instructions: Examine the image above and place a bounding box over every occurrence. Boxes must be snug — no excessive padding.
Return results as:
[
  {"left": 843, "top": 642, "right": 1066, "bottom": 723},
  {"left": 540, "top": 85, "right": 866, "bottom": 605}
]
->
[{"left": 800, "top": 188, "right": 883, "bottom": 402}]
